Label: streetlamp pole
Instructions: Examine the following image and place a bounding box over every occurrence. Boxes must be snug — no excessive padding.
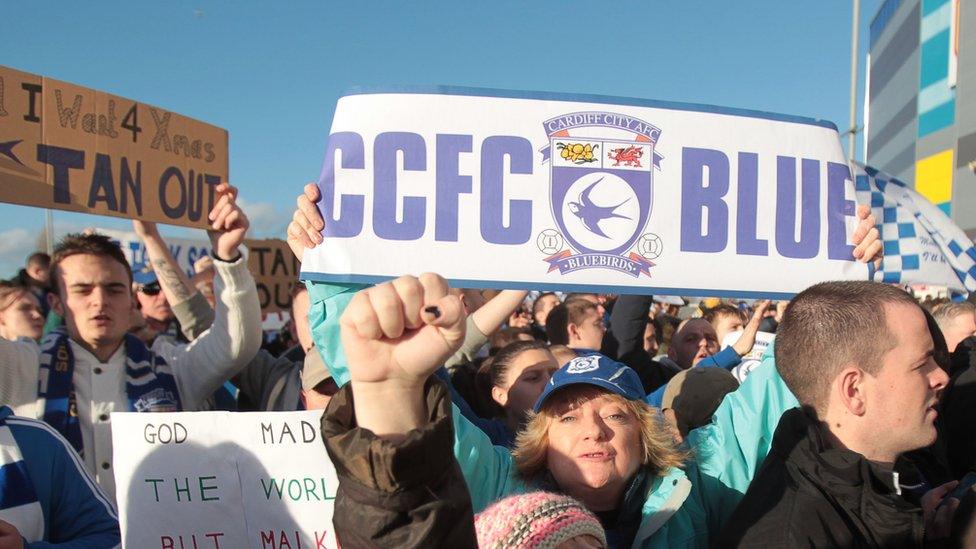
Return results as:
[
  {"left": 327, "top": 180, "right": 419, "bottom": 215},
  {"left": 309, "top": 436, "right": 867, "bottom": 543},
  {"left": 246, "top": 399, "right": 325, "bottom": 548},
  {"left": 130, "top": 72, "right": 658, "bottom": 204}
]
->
[{"left": 849, "top": 0, "right": 861, "bottom": 161}]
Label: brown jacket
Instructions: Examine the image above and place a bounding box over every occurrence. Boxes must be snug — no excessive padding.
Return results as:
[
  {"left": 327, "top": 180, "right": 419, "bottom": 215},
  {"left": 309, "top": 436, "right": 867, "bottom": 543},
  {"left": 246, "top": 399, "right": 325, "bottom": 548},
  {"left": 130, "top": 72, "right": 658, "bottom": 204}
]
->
[{"left": 320, "top": 377, "right": 478, "bottom": 548}]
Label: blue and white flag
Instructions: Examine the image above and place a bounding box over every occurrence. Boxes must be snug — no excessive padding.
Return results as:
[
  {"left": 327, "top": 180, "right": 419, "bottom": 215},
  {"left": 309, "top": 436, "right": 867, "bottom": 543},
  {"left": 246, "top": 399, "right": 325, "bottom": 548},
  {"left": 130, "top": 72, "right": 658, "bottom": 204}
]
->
[{"left": 853, "top": 162, "right": 976, "bottom": 293}]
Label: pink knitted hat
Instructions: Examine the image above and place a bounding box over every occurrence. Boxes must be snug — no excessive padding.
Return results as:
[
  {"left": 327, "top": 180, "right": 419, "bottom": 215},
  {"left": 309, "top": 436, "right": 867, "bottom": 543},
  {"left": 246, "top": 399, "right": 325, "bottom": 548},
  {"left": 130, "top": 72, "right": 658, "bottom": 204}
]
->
[{"left": 474, "top": 492, "right": 607, "bottom": 548}]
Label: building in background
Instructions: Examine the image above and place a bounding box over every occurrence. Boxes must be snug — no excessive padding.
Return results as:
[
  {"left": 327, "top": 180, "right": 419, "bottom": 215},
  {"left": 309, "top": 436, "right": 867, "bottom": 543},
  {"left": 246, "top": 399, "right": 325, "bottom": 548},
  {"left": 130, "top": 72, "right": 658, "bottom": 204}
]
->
[{"left": 865, "top": 0, "right": 975, "bottom": 236}]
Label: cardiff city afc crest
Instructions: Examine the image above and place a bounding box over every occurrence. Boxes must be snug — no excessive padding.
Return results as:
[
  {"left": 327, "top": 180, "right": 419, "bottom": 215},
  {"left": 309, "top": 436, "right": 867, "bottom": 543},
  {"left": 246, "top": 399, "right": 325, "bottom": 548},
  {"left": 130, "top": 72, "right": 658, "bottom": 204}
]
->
[{"left": 537, "top": 112, "right": 663, "bottom": 277}]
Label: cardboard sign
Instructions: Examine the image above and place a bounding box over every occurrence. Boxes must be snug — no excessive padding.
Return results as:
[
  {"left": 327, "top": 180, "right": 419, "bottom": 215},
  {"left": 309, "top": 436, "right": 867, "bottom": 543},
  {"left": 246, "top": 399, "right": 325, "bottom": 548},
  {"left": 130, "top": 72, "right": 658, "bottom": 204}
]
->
[
  {"left": 247, "top": 239, "right": 300, "bottom": 314},
  {"left": 300, "top": 87, "right": 871, "bottom": 299},
  {"left": 112, "top": 411, "right": 340, "bottom": 549},
  {"left": 0, "top": 65, "right": 228, "bottom": 228}
]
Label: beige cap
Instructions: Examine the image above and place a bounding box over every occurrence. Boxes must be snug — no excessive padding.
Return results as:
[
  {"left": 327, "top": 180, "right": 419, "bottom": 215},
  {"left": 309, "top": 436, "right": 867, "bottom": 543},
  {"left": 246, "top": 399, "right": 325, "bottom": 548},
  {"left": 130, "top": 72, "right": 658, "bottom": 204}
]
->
[
  {"left": 301, "top": 348, "right": 332, "bottom": 391},
  {"left": 661, "top": 367, "right": 739, "bottom": 433}
]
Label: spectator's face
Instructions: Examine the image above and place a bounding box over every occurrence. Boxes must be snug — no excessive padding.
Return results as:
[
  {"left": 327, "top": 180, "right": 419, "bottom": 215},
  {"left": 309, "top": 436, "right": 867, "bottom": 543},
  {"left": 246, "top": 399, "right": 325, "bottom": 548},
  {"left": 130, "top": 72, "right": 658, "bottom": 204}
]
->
[
  {"left": 942, "top": 311, "right": 976, "bottom": 353},
  {"left": 491, "top": 349, "right": 558, "bottom": 422},
  {"left": 291, "top": 288, "right": 312, "bottom": 352},
  {"left": 136, "top": 284, "right": 173, "bottom": 323},
  {"left": 712, "top": 313, "right": 744, "bottom": 345},
  {"left": 52, "top": 254, "right": 132, "bottom": 350},
  {"left": 571, "top": 309, "right": 606, "bottom": 350},
  {"left": 669, "top": 319, "right": 719, "bottom": 369},
  {"left": 0, "top": 291, "right": 43, "bottom": 341},
  {"left": 534, "top": 294, "right": 560, "bottom": 326},
  {"left": 863, "top": 303, "right": 949, "bottom": 456},
  {"left": 545, "top": 388, "right": 642, "bottom": 502}
]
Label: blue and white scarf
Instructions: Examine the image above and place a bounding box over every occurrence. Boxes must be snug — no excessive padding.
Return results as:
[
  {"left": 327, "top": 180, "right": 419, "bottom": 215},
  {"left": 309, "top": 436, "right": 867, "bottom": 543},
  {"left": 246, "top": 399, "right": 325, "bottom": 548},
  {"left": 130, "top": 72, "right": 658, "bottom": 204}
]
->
[
  {"left": 0, "top": 409, "right": 44, "bottom": 543},
  {"left": 36, "top": 328, "right": 183, "bottom": 455}
]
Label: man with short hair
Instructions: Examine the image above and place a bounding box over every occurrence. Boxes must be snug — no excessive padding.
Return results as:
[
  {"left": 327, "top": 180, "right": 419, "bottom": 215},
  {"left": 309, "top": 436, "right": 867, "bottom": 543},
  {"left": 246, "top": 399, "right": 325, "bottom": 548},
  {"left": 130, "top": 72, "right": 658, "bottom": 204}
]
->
[
  {"left": 565, "top": 292, "right": 606, "bottom": 317},
  {"left": 718, "top": 281, "right": 958, "bottom": 546},
  {"left": 668, "top": 318, "right": 722, "bottom": 369},
  {"left": 0, "top": 184, "right": 262, "bottom": 503},
  {"left": 932, "top": 301, "right": 976, "bottom": 353},
  {"left": 564, "top": 299, "right": 605, "bottom": 351}
]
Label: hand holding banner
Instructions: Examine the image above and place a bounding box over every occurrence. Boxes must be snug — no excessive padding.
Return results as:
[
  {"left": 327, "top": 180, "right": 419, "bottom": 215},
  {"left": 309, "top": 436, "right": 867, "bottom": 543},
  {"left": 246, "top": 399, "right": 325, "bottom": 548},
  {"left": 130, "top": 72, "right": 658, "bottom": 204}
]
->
[{"left": 301, "top": 87, "right": 871, "bottom": 298}]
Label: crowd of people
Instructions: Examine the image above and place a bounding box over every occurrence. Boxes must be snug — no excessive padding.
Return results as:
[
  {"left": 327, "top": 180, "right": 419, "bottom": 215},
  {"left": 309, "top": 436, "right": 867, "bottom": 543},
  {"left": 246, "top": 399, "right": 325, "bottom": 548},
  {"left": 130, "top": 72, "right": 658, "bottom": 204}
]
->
[{"left": 0, "top": 179, "right": 974, "bottom": 547}]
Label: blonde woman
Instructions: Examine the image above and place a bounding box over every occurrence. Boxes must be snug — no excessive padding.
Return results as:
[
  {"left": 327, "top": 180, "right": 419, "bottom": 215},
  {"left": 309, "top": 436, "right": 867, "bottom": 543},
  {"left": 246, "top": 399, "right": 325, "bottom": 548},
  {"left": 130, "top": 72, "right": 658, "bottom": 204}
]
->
[
  {"left": 327, "top": 274, "right": 710, "bottom": 547},
  {"left": 0, "top": 281, "right": 44, "bottom": 341}
]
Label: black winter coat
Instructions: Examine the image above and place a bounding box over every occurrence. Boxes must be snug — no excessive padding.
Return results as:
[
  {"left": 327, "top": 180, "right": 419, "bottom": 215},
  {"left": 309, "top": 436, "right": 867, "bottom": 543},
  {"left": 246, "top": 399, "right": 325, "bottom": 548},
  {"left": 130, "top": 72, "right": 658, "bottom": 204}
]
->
[{"left": 716, "top": 408, "right": 925, "bottom": 548}]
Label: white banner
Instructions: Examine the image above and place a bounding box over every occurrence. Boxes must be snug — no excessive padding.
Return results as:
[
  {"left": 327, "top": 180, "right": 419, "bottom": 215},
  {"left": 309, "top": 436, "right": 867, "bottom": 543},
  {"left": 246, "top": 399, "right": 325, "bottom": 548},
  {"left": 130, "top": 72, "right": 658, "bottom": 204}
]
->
[
  {"left": 112, "top": 411, "right": 339, "bottom": 549},
  {"left": 98, "top": 228, "right": 212, "bottom": 278},
  {"left": 301, "top": 87, "right": 870, "bottom": 299},
  {"left": 853, "top": 162, "right": 976, "bottom": 293}
]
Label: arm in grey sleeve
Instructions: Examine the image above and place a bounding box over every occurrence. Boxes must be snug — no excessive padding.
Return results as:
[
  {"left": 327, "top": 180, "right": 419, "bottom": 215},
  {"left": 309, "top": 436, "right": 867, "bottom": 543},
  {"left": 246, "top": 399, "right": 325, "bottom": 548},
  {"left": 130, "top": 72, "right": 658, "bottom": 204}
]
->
[{"left": 170, "top": 291, "right": 215, "bottom": 341}]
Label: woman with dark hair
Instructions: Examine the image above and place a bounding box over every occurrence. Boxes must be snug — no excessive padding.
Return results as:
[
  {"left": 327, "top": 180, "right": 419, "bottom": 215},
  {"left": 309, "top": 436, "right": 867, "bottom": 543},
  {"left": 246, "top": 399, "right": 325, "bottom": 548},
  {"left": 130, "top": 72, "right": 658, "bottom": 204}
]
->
[{"left": 484, "top": 340, "right": 559, "bottom": 433}]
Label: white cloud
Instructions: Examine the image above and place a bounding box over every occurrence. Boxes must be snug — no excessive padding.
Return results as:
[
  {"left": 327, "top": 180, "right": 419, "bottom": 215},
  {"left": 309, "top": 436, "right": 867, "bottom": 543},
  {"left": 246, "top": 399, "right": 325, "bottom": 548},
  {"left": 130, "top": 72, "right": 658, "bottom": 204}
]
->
[
  {"left": 0, "top": 228, "right": 41, "bottom": 279},
  {"left": 237, "top": 198, "right": 288, "bottom": 239}
]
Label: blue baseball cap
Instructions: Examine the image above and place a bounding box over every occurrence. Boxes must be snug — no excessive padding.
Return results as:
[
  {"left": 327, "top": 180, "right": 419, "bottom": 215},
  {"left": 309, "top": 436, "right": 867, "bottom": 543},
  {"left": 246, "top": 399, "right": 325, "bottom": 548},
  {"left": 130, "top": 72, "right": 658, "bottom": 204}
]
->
[
  {"left": 132, "top": 264, "right": 158, "bottom": 287},
  {"left": 533, "top": 354, "right": 646, "bottom": 412}
]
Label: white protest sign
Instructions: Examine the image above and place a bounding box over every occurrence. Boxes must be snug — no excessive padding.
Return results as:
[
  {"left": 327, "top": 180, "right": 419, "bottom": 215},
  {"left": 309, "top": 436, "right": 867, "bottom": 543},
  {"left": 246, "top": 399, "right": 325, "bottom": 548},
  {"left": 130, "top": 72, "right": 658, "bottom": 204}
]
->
[
  {"left": 112, "top": 411, "right": 339, "bottom": 549},
  {"left": 301, "top": 87, "right": 871, "bottom": 299},
  {"left": 98, "top": 227, "right": 211, "bottom": 278}
]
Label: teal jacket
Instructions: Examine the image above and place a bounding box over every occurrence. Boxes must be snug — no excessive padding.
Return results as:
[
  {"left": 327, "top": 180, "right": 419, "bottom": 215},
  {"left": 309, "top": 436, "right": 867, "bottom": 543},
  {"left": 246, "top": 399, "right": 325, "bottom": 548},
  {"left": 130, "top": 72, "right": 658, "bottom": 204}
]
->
[{"left": 307, "top": 281, "right": 799, "bottom": 547}]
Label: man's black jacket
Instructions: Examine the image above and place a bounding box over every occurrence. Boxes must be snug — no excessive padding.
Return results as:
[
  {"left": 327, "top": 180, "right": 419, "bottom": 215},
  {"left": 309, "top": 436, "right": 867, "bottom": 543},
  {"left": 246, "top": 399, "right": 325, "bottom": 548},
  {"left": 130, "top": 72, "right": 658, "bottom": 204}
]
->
[{"left": 716, "top": 408, "right": 925, "bottom": 548}]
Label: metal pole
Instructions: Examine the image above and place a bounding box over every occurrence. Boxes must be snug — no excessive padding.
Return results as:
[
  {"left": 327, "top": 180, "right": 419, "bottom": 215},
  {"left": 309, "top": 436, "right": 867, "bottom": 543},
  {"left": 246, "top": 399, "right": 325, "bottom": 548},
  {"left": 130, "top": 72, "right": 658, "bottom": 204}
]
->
[
  {"left": 45, "top": 209, "right": 54, "bottom": 255},
  {"left": 849, "top": 0, "right": 861, "bottom": 161}
]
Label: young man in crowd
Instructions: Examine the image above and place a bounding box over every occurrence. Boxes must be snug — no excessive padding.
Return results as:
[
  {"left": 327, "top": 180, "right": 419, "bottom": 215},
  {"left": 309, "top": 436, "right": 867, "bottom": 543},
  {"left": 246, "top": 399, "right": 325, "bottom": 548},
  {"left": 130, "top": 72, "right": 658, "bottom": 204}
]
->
[
  {"left": 703, "top": 303, "right": 746, "bottom": 344},
  {"left": 932, "top": 301, "right": 976, "bottom": 354},
  {"left": 0, "top": 183, "right": 262, "bottom": 503},
  {"left": 564, "top": 298, "right": 605, "bottom": 352},
  {"left": 718, "top": 281, "right": 959, "bottom": 546}
]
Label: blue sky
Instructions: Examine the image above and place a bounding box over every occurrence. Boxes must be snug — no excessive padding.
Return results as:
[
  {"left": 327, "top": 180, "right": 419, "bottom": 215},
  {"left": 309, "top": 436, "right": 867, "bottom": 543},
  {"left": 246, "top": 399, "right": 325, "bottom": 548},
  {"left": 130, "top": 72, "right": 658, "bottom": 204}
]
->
[{"left": 0, "top": 1, "right": 879, "bottom": 276}]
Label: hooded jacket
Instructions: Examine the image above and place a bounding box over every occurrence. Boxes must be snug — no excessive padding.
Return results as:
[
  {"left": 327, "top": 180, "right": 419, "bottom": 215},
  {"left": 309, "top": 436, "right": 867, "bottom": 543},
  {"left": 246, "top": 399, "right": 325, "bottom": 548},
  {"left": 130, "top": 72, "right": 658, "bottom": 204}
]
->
[{"left": 716, "top": 407, "right": 925, "bottom": 548}]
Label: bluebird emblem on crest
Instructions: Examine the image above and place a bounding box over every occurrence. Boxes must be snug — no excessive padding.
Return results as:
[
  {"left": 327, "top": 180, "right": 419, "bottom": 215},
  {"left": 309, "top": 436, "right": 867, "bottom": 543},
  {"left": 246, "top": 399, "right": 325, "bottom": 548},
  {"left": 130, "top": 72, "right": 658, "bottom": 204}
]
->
[
  {"left": 567, "top": 178, "right": 632, "bottom": 239},
  {"left": 537, "top": 111, "right": 665, "bottom": 278}
]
